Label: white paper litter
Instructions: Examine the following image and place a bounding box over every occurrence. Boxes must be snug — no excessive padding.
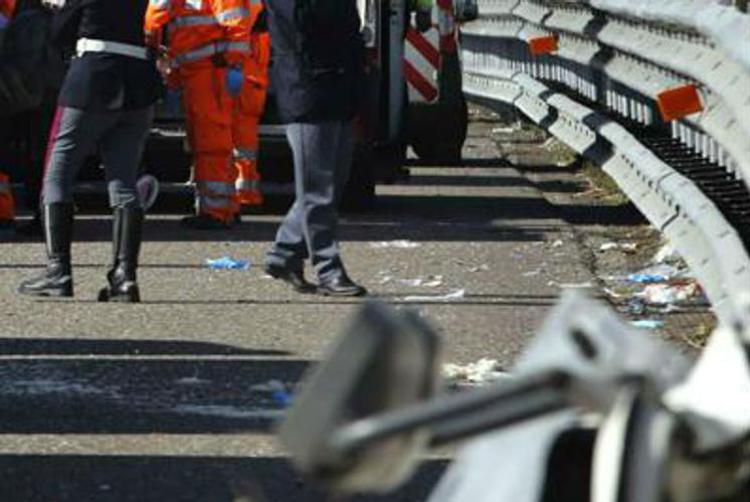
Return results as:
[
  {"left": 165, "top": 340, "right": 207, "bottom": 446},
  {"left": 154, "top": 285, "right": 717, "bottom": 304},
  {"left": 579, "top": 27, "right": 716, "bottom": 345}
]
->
[
  {"left": 398, "top": 275, "right": 444, "bottom": 288},
  {"left": 443, "top": 358, "right": 513, "bottom": 387},
  {"left": 468, "top": 264, "right": 490, "bottom": 273},
  {"left": 637, "top": 283, "right": 702, "bottom": 305},
  {"left": 551, "top": 240, "right": 564, "bottom": 248},
  {"left": 370, "top": 240, "right": 421, "bottom": 249},
  {"left": 599, "top": 242, "right": 638, "bottom": 253},
  {"left": 404, "top": 289, "right": 466, "bottom": 302},
  {"left": 249, "top": 379, "right": 288, "bottom": 393}
]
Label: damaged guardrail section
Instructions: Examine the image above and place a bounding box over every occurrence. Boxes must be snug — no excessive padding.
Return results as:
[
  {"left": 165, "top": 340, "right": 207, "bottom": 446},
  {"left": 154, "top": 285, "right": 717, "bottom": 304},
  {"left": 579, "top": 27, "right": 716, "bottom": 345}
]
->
[{"left": 460, "top": 1, "right": 750, "bottom": 330}]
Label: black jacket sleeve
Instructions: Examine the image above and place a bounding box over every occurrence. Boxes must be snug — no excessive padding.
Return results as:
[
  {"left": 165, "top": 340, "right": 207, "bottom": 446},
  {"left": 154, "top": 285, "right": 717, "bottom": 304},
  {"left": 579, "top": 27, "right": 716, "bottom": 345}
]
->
[{"left": 50, "top": 0, "right": 84, "bottom": 50}]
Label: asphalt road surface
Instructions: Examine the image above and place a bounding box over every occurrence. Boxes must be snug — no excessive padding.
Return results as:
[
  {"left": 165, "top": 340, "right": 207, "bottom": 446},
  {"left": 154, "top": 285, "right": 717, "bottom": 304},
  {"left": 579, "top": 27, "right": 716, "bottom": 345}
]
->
[{"left": 0, "top": 115, "right": 601, "bottom": 501}]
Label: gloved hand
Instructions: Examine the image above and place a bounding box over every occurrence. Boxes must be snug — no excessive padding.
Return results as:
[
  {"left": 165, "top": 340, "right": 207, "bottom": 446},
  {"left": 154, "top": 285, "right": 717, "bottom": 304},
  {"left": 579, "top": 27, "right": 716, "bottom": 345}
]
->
[
  {"left": 225, "top": 67, "right": 244, "bottom": 97},
  {"left": 416, "top": 11, "right": 432, "bottom": 32},
  {"left": 164, "top": 88, "right": 182, "bottom": 117}
]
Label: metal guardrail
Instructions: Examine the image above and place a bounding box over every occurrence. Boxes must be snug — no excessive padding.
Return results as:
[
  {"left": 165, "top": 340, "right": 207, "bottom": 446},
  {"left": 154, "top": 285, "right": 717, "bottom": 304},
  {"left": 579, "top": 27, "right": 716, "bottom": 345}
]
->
[{"left": 460, "top": 1, "right": 750, "bottom": 331}]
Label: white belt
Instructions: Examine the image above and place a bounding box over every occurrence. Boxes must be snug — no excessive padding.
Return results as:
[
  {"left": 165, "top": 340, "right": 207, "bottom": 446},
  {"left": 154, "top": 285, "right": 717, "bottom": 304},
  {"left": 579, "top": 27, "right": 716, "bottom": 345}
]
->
[{"left": 76, "top": 38, "right": 149, "bottom": 60}]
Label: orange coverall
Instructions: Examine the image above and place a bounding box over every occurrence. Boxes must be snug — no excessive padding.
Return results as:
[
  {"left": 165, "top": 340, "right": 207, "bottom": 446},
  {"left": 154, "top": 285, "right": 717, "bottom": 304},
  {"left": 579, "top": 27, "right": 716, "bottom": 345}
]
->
[
  {"left": 0, "top": 0, "right": 17, "bottom": 224},
  {"left": 145, "top": 0, "right": 251, "bottom": 223},
  {"left": 232, "top": 4, "right": 269, "bottom": 207}
]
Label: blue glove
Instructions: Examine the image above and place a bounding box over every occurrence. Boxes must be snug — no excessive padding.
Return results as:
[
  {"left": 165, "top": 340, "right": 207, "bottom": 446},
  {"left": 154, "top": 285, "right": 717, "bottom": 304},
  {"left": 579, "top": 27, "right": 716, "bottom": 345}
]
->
[
  {"left": 164, "top": 89, "right": 182, "bottom": 117},
  {"left": 226, "top": 67, "right": 244, "bottom": 97}
]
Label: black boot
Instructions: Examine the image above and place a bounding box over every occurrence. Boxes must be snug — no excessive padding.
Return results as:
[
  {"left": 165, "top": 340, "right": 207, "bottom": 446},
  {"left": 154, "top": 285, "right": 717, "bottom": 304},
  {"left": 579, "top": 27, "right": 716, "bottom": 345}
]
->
[
  {"left": 98, "top": 207, "right": 143, "bottom": 303},
  {"left": 17, "top": 203, "right": 74, "bottom": 297}
]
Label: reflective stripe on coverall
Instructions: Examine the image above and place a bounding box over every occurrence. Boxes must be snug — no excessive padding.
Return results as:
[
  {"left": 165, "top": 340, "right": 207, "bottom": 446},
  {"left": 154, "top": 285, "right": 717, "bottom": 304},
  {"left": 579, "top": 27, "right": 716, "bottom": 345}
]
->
[
  {"left": 145, "top": 0, "right": 251, "bottom": 222},
  {"left": 233, "top": 2, "right": 268, "bottom": 206}
]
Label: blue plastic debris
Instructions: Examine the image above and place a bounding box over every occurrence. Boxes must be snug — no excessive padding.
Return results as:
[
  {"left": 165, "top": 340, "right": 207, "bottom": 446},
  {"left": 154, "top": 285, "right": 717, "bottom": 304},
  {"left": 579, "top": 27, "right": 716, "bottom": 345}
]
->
[
  {"left": 205, "top": 256, "right": 251, "bottom": 270},
  {"left": 627, "top": 273, "right": 669, "bottom": 284},
  {"left": 631, "top": 319, "right": 665, "bottom": 330},
  {"left": 272, "top": 390, "right": 293, "bottom": 407}
]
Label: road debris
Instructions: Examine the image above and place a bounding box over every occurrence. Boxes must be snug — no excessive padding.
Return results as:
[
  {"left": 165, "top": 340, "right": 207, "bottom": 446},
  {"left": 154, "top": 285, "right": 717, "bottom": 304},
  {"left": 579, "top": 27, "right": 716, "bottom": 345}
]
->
[
  {"left": 206, "top": 256, "right": 251, "bottom": 270},
  {"left": 443, "top": 358, "right": 512, "bottom": 388},
  {"left": 404, "top": 289, "right": 466, "bottom": 302},
  {"left": 369, "top": 240, "right": 421, "bottom": 249},
  {"left": 468, "top": 264, "right": 490, "bottom": 273},
  {"left": 631, "top": 319, "right": 665, "bottom": 330},
  {"left": 599, "top": 242, "right": 638, "bottom": 253},
  {"left": 637, "top": 283, "right": 703, "bottom": 306},
  {"left": 653, "top": 243, "right": 681, "bottom": 264},
  {"left": 551, "top": 239, "right": 564, "bottom": 248},
  {"left": 175, "top": 376, "right": 211, "bottom": 386}
]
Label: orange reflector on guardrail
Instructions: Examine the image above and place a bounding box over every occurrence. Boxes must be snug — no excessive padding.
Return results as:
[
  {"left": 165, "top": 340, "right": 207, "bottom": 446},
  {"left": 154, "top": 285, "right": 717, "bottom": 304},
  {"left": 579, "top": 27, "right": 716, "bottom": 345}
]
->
[
  {"left": 528, "top": 35, "right": 558, "bottom": 56},
  {"left": 656, "top": 84, "right": 704, "bottom": 121}
]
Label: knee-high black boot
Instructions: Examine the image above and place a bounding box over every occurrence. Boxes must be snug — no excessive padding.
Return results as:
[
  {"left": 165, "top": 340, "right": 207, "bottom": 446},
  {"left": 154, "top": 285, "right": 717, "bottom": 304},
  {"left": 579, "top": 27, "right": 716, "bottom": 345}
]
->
[
  {"left": 17, "top": 203, "right": 74, "bottom": 297},
  {"left": 98, "top": 207, "right": 143, "bottom": 303}
]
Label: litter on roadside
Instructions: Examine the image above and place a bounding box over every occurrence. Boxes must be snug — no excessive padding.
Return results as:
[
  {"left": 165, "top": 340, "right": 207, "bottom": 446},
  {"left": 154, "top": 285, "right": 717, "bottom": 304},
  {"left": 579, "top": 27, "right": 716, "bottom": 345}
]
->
[
  {"left": 637, "top": 283, "right": 703, "bottom": 305},
  {"left": 404, "top": 289, "right": 466, "bottom": 302},
  {"left": 205, "top": 256, "right": 251, "bottom": 270},
  {"left": 551, "top": 281, "right": 594, "bottom": 289},
  {"left": 468, "top": 264, "right": 489, "bottom": 273},
  {"left": 369, "top": 240, "right": 421, "bottom": 249},
  {"left": 443, "top": 358, "right": 513, "bottom": 387},
  {"left": 398, "top": 275, "right": 444, "bottom": 288},
  {"left": 631, "top": 319, "right": 665, "bottom": 330},
  {"left": 627, "top": 263, "right": 685, "bottom": 284},
  {"left": 653, "top": 243, "right": 681, "bottom": 264},
  {"left": 551, "top": 239, "right": 564, "bottom": 248},
  {"left": 599, "top": 242, "right": 638, "bottom": 253}
]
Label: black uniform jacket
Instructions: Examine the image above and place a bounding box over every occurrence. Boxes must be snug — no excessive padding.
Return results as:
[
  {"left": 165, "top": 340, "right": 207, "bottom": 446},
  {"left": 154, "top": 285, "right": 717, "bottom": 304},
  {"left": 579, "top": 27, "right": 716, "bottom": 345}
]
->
[
  {"left": 265, "top": 0, "right": 365, "bottom": 123},
  {"left": 52, "top": 0, "right": 162, "bottom": 112}
]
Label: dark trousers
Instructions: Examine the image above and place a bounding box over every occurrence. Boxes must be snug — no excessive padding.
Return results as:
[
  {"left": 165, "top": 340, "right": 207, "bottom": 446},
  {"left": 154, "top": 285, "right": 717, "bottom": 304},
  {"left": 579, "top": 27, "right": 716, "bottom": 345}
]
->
[
  {"left": 42, "top": 106, "right": 153, "bottom": 209},
  {"left": 266, "top": 120, "right": 354, "bottom": 281}
]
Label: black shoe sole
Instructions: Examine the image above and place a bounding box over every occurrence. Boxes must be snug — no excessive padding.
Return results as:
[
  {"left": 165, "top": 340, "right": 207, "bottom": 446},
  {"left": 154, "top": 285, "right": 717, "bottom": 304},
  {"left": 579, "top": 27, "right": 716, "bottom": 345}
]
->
[
  {"left": 17, "top": 286, "right": 73, "bottom": 298},
  {"left": 98, "top": 286, "right": 140, "bottom": 303},
  {"left": 316, "top": 286, "right": 367, "bottom": 298},
  {"left": 265, "top": 266, "right": 316, "bottom": 294}
]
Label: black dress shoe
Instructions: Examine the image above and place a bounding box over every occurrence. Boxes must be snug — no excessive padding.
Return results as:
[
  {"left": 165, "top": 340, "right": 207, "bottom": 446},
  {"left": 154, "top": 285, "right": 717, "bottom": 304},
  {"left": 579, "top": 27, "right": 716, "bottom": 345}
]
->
[
  {"left": 264, "top": 264, "right": 316, "bottom": 293},
  {"left": 317, "top": 274, "right": 367, "bottom": 297}
]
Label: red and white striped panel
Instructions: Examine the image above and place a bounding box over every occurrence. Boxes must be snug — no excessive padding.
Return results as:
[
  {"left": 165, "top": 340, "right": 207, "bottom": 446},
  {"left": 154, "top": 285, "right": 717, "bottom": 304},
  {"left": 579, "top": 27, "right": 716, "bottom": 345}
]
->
[
  {"left": 436, "top": 0, "right": 457, "bottom": 54},
  {"left": 405, "top": 26, "right": 441, "bottom": 103}
]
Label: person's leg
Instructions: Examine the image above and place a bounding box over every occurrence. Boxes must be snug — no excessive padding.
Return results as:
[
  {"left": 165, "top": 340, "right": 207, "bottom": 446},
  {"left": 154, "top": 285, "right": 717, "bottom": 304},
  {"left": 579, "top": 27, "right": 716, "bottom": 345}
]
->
[
  {"left": 97, "top": 107, "right": 154, "bottom": 303},
  {"left": 18, "top": 107, "right": 114, "bottom": 297},
  {"left": 264, "top": 123, "right": 315, "bottom": 292},
  {"left": 182, "top": 63, "right": 236, "bottom": 228},
  {"left": 232, "top": 83, "right": 264, "bottom": 208},
  {"left": 275, "top": 121, "right": 365, "bottom": 296}
]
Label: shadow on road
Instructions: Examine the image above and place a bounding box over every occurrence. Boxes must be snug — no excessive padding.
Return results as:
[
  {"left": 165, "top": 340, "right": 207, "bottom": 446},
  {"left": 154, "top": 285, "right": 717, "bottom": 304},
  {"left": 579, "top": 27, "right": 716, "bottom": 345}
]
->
[
  {"left": 0, "top": 455, "right": 448, "bottom": 502},
  {"left": 0, "top": 350, "right": 309, "bottom": 434}
]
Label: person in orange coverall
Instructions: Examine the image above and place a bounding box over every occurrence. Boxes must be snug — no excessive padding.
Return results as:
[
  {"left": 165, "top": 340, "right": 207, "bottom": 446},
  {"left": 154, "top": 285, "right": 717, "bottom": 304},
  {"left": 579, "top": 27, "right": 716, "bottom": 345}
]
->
[
  {"left": 145, "top": 0, "right": 251, "bottom": 229},
  {"left": 232, "top": 4, "right": 269, "bottom": 209}
]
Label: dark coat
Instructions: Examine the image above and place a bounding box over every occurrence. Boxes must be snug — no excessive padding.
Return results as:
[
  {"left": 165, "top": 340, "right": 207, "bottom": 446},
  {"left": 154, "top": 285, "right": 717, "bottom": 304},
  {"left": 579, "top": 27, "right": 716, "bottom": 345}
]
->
[
  {"left": 265, "top": 0, "right": 365, "bottom": 123},
  {"left": 52, "top": 0, "right": 162, "bottom": 112},
  {"left": 0, "top": 5, "right": 64, "bottom": 116}
]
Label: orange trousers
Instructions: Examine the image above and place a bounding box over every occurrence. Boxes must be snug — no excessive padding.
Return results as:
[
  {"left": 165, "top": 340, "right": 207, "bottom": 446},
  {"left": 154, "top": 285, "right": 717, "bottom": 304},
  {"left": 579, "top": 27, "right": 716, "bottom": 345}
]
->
[
  {"left": 181, "top": 61, "right": 238, "bottom": 222},
  {"left": 232, "top": 80, "right": 266, "bottom": 206},
  {"left": 0, "top": 171, "right": 15, "bottom": 222}
]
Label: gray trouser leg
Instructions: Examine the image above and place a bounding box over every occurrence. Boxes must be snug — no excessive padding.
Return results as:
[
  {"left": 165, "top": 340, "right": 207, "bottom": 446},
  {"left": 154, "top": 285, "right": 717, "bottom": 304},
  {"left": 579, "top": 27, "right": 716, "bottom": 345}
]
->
[
  {"left": 42, "top": 107, "right": 113, "bottom": 205},
  {"left": 266, "top": 121, "right": 354, "bottom": 280},
  {"left": 42, "top": 106, "right": 154, "bottom": 209},
  {"left": 100, "top": 108, "right": 154, "bottom": 209}
]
